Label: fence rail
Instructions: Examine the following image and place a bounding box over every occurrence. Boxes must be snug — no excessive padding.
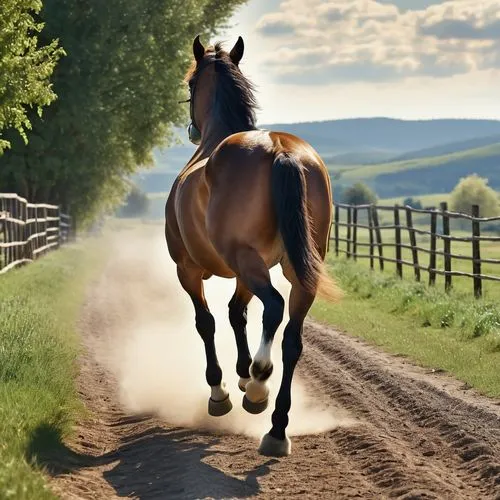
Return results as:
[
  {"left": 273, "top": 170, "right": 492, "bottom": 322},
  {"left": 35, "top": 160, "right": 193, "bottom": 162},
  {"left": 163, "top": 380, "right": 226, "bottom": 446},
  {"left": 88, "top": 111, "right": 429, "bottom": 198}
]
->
[
  {"left": 332, "top": 201, "right": 500, "bottom": 298},
  {"left": 0, "top": 193, "right": 73, "bottom": 274}
]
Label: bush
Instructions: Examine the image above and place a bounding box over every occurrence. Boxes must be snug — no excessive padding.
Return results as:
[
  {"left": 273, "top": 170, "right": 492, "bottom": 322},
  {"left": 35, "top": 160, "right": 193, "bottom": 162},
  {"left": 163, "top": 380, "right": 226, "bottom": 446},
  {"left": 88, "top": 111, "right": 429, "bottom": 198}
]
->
[
  {"left": 117, "top": 185, "right": 150, "bottom": 218},
  {"left": 403, "top": 197, "right": 423, "bottom": 209},
  {"left": 341, "top": 182, "right": 378, "bottom": 205},
  {"left": 450, "top": 174, "right": 500, "bottom": 217}
]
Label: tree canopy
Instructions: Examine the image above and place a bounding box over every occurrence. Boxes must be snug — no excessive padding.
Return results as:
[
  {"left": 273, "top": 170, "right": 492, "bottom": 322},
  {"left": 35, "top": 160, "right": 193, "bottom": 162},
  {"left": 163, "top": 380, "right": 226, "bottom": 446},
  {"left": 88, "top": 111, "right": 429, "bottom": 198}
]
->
[
  {"left": 0, "top": 0, "right": 246, "bottom": 224},
  {"left": 341, "top": 182, "right": 378, "bottom": 206},
  {"left": 450, "top": 174, "right": 499, "bottom": 217},
  {"left": 0, "top": 0, "right": 63, "bottom": 153}
]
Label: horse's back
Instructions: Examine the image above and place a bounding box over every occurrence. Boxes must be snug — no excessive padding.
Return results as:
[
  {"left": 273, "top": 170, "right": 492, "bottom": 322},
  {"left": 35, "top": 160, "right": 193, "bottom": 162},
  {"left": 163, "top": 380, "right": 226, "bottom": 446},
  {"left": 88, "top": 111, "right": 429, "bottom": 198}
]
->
[{"left": 205, "top": 129, "right": 332, "bottom": 266}]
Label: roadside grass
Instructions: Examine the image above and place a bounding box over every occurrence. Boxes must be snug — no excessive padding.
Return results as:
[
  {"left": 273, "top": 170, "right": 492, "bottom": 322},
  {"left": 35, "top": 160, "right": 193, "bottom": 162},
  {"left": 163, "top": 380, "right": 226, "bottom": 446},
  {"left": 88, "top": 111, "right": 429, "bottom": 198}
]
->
[
  {"left": 0, "top": 240, "right": 106, "bottom": 499},
  {"left": 312, "top": 255, "right": 500, "bottom": 398}
]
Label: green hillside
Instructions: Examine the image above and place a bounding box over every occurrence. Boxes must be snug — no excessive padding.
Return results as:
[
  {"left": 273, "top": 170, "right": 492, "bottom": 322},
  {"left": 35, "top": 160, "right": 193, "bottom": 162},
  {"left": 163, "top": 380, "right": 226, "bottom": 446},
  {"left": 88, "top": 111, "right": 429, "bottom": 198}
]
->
[
  {"left": 133, "top": 118, "right": 500, "bottom": 197},
  {"left": 337, "top": 143, "right": 500, "bottom": 198},
  {"left": 391, "top": 134, "right": 500, "bottom": 162}
]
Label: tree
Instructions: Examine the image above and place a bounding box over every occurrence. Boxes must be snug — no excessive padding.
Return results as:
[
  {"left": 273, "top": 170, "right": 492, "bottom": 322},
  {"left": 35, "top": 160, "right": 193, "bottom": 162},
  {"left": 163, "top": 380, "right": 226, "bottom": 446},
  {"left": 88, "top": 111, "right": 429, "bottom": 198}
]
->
[
  {"left": 403, "top": 197, "right": 423, "bottom": 209},
  {"left": 0, "top": 0, "right": 63, "bottom": 153},
  {"left": 117, "top": 185, "right": 150, "bottom": 218},
  {"left": 0, "top": 0, "right": 246, "bottom": 224},
  {"left": 341, "top": 182, "right": 378, "bottom": 205},
  {"left": 450, "top": 174, "right": 499, "bottom": 217}
]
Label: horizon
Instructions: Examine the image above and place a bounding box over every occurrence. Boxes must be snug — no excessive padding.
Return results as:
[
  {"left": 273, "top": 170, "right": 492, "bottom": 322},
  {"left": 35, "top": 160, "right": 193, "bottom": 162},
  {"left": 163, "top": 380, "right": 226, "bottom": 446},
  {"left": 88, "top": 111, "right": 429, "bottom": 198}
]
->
[{"left": 220, "top": 0, "right": 500, "bottom": 124}]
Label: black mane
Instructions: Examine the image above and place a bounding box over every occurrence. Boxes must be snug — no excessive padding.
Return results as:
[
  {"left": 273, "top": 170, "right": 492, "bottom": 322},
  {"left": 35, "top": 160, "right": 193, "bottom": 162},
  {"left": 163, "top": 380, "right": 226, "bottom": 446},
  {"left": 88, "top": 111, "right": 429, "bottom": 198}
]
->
[{"left": 190, "top": 41, "right": 258, "bottom": 134}]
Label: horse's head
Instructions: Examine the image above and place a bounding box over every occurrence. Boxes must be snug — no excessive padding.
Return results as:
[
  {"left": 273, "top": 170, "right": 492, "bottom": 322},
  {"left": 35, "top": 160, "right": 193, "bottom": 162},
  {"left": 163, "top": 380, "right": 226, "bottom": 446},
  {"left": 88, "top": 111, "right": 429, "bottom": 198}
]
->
[{"left": 184, "top": 35, "right": 256, "bottom": 145}]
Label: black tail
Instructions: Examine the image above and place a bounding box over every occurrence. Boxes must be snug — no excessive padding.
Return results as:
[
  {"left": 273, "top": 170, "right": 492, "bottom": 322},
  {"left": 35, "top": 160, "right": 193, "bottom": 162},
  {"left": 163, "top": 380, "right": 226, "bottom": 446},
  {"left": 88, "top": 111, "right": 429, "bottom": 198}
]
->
[
  {"left": 271, "top": 152, "right": 321, "bottom": 293},
  {"left": 271, "top": 152, "right": 342, "bottom": 301}
]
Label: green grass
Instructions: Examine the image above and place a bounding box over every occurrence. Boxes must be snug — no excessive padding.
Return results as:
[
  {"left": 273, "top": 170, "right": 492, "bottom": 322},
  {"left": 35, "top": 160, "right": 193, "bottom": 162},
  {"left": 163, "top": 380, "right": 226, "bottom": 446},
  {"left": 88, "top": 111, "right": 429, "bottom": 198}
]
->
[
  {"left": 0, "top": 241, "right": 106, "bottom": 499},
  {"left": 332, "top": 142, "right": 500, "bottom": 198},
  {"left": 341, "top": 142, "right": 500, "bottom": 180},
  {"left": 312, "top": 254, "right": 500, "bottom": 398},
  {"left": 378, "top": 193, "right": 451, "bottom": 208}
]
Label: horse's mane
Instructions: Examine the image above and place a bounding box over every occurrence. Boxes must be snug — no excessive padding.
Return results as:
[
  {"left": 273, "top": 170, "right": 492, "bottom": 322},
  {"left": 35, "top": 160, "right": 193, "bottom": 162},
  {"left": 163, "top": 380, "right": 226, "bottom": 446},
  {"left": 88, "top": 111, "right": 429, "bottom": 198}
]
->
[{"left": 185, "top": 41, "right": 258, "bottom": 134}]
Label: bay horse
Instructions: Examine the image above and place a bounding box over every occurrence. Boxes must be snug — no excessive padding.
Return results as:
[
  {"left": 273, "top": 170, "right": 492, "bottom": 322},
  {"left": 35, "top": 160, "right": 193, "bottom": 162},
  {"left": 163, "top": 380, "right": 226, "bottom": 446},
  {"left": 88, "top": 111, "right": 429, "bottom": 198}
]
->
[{"left": 165, "top": 35, "right": 342, "bottom": 457}]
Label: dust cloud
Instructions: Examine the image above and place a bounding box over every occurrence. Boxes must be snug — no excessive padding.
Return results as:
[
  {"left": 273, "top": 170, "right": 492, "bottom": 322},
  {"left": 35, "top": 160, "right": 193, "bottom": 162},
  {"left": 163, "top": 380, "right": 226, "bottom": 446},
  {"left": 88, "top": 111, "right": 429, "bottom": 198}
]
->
[{"left": 89, "top": 223, "right": 352, "bottom": 440}]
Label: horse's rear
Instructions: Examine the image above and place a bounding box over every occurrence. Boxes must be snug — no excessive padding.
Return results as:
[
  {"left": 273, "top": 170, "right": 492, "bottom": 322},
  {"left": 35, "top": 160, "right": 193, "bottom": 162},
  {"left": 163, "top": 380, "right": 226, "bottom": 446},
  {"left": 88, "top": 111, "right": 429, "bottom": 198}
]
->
[
  {"left": 165, "top": 36, "right": 341, "bottom": 457},
  {"left": 205, "top": 129, "right": 338, "bottom": 299}
]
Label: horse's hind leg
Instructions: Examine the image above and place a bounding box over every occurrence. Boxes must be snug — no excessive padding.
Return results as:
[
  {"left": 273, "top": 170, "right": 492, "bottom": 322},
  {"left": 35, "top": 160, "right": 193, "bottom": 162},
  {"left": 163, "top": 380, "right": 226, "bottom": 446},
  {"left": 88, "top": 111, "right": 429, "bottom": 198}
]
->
[
  {"left": 228, "top": 280, "right": 253, "bottom": 392},
  {"left": 259, "top": 267, "right": 314, "bottom": 457},
  {"left": 228, "top": 247, "right": 285, "bottom": 414},
  {"left": 176, "top": 264, "right": 232, "bottom": 416}
]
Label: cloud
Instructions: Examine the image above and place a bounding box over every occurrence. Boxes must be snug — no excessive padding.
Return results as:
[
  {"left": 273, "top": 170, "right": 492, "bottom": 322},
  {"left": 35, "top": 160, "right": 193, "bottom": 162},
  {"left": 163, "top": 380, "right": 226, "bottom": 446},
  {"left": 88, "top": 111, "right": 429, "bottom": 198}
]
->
[{"left": 255, "top": 0, "right": 500, "bottom": 84}]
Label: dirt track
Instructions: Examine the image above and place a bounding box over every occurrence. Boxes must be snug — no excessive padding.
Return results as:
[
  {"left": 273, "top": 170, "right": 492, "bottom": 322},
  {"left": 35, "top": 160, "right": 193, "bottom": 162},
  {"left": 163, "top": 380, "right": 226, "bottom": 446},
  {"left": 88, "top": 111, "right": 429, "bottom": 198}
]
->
[{"left": 49, "top": 230, "right": 500, "bottom": 499}]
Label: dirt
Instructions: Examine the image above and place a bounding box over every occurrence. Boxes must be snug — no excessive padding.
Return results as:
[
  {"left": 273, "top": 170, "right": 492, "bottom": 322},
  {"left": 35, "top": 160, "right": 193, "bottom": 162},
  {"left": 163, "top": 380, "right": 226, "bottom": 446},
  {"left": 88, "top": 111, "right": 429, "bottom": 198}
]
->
[{"left": 49, "top": 228, "right": 500, "bottom": 499}]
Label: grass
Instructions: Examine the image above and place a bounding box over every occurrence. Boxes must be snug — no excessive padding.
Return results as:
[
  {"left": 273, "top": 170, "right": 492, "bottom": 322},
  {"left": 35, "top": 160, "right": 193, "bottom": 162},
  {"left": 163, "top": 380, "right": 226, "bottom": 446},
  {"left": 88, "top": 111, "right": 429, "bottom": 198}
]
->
[
  {"left": 340, "top": 142, "right": 500, "bottom": 180},
  {"left": 378, "top": 193, "right": 451, "bottom": 208},
  {"left": 311, "top": 252, "right": 500, "bottom": 398},
  {"left": 0, "top": 240, "right": 106, "bottom": 499}
]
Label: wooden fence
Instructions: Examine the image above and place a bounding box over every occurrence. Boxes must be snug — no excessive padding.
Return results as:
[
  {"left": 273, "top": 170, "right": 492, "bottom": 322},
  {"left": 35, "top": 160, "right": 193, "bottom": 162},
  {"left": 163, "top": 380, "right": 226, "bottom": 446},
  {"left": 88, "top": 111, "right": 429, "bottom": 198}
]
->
[
  {"left": 0, "top": 193, "right": 73, "bottom": 274},
  {"left": 332, "top": 201, "right": 500, "bottom": 298}
]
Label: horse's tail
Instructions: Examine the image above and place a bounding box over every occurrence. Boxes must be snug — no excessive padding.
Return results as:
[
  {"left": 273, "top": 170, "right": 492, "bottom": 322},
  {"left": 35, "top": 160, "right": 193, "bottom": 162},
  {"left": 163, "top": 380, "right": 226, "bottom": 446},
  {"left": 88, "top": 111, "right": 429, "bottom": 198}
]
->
[{"left": 271, "top": 152, "right": 342, "bottom": 303}]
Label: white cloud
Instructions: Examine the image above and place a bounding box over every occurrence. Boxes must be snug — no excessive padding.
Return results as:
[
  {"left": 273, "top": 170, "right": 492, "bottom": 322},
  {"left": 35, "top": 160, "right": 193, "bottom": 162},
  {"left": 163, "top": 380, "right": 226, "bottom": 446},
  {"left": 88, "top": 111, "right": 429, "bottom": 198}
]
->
[{"left": 255, "top": 0, "right": 500, "bottom": 83}]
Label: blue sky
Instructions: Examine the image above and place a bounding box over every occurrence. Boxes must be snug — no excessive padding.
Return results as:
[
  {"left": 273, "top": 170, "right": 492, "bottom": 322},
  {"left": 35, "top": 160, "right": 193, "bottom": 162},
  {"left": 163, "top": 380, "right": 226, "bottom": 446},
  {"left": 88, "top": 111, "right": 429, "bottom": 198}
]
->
[{"left": 218, "top": 0, "right": 500, "bottom": 124}]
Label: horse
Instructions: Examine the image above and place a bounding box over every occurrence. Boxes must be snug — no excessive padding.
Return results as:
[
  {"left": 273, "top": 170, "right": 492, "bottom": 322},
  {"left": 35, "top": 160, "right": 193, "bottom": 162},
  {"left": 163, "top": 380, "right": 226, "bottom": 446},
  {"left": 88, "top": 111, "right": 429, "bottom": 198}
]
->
[{"left": 165, "top": 35, "right": 342, "bottom": 457}]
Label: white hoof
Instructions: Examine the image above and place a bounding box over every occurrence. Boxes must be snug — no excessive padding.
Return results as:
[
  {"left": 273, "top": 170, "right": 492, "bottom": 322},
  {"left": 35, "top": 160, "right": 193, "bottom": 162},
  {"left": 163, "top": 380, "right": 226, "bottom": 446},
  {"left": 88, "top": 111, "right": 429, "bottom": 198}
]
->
[
  {"left": 245, "top": 379, "right": 269, "bottom": 403},
  {"left": 258, "top": 433, "right": 291, "bottom": 457},
  {"left": 238, "top": 377, "right": 251, "bottom": 392}
]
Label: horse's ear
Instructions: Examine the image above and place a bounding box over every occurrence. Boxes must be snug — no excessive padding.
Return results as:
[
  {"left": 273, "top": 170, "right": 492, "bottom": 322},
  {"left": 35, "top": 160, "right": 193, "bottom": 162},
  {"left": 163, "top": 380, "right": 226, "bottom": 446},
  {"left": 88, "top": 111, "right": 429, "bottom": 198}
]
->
[
  {"left": 193, "top": 35, "right": 205, "bottom": 63},
  {"left": 229, "top": 36, "right": 244, "bottom": 65}
]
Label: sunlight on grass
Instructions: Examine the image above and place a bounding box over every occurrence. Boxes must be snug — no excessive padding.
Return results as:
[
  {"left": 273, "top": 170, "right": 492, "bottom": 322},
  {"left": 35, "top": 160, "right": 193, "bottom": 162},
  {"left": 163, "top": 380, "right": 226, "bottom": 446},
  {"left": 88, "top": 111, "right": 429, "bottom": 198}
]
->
[
  {"left": 312, "top": 257, "right": 500, "bottom": 397},
  {"left": 0, "top": 240, "right": 106, "bottom": 499}
]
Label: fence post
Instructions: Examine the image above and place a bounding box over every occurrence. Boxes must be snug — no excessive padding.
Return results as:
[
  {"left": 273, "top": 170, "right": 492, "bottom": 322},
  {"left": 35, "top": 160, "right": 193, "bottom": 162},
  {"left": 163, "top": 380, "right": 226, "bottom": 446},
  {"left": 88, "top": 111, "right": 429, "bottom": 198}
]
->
[
  {"left": 471, "top": 204, "right": 482, "bottom": 298},
  {"left": 334, "top": 204, "right": 339, "bottom": 257},
  {"left": 12, "top": 198, "right": 19, "bottom": 265},
  {"left": 1, "top": 198, "right": 7, "bottom": 269},
  {"left": 394, "top": 205, "right": 402, "bottom": 278},
  {"left": 352, "top": 206, "right": 358, "bottom": 261},
  {"left": 368, "top": 206, "right": 374, "bottom": 270},
  {"left": 440, "top": 202, "right": 452, "bottom": 292},
  {"left": 405, "top": 206, "right": 420, "bottom": 282},
  {"left": 346, "top": 206, "right": 352, "bottom": 259},
  {"left": 371, "top": 204, "right": 384, "bottom": 271},
  {"left": 428, "top": 210, "right": 437, "bottom": 286}
]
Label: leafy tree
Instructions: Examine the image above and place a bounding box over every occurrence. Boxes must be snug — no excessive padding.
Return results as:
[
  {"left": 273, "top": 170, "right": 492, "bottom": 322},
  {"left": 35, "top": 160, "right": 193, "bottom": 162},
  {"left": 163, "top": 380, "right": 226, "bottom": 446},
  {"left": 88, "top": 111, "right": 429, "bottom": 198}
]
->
[
  {"left": 0, "top": 0, "right": 246, "bottom": 224},
  {"left": 117, "top": 185, "right": 150, "bottom": 218},
  {"left": 341, "top": 182, "right": 378, "bottom": 205},
  {"left": 403, "top": 197, "right": 423, "bottom": 209},
  {"left": 450, "top": 174, "right": 500, "bottom": 217},
  {"left": 0, "top": 0, "right": 63, "bottom": 153}
]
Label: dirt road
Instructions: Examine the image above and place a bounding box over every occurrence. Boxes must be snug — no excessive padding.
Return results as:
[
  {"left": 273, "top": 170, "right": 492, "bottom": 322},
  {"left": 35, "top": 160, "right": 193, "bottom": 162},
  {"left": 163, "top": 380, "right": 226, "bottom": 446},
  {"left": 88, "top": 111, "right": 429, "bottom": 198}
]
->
[{"left": 50, "top": 229, "right": 500, "bottom": 499}]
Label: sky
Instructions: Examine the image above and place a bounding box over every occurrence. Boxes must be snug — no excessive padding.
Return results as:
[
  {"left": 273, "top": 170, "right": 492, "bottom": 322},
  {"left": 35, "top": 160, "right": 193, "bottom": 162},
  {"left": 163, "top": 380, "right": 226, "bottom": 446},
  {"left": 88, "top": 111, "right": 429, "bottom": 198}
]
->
[{"left": 219, "top": 0, "right": 500, "bottom": 124}]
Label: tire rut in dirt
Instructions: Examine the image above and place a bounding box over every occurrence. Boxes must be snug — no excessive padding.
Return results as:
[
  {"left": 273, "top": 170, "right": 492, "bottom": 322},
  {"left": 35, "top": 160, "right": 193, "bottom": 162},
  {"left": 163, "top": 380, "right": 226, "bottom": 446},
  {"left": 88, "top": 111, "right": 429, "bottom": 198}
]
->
[{"left": 301, "top": 320, "right": 500, "bottom": 499}]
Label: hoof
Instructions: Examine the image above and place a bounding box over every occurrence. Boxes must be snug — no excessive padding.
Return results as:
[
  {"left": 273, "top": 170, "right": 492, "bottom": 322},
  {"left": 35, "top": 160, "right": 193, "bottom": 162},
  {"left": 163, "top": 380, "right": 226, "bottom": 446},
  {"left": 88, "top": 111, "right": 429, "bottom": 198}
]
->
[
  {"left": 258, "top": 433, "right": 291, "bottom": 457},
  {"left": 238, "top": 377, "right": 251, "bottom": 392},
  {"left": 208, "top": 395, "right": 233, "bottom": 417},
  {"left": 242, "top": 394, "right": 268, "bottom": 414}
]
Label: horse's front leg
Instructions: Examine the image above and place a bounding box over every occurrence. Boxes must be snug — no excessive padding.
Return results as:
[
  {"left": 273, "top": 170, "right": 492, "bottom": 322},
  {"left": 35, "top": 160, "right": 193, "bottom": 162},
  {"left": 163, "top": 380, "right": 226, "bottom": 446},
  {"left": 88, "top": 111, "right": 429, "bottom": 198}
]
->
[{"left": 177, "top": 264, "right": 232, "bottom": 416}]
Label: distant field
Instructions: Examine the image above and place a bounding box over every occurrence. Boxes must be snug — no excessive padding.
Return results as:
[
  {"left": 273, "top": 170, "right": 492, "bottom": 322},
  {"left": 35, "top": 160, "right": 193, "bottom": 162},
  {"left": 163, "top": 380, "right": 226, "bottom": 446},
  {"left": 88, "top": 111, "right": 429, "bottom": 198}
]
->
[
  {"left": 342, "top": 143, "right": 500, "bottom": 179},
  {"left": 337, "top": 143, "right": 500, "bottom": 198},
  {"left": 379, "top": 193, "right": 451, "bottom": 207}
]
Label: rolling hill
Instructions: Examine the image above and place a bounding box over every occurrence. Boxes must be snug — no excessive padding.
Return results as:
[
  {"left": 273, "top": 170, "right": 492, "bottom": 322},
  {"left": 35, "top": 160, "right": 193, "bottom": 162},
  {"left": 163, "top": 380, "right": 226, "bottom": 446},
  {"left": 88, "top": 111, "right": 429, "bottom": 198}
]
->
[
  {"left": 133, "top": 118, "right": 500, "bottom": 198},
  {"left": 390, "top": 134, "right": 500, "bottom": 162},
  {"left": 337, "top": 142, "right": 500, "bottom": 198}
]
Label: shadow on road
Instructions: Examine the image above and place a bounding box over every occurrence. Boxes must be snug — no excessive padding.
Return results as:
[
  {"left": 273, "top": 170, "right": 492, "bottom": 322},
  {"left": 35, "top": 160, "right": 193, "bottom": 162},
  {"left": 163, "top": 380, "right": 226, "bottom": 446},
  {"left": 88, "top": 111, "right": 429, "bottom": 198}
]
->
[{"left": 28, "top": 422, "right": 276, "bottom": 499}]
